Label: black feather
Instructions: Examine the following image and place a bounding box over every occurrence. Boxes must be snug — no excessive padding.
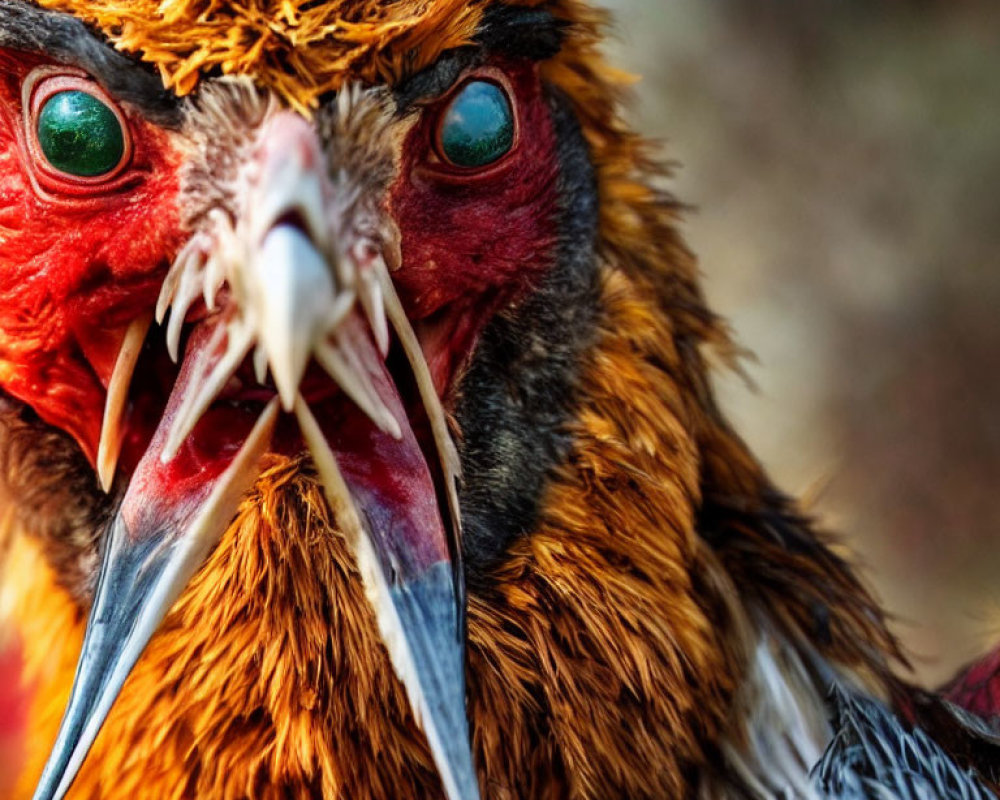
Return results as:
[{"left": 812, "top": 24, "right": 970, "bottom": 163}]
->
[
  {"left": 813, "top": 687, "right": 996, "bottom": 800},
  {"left": 458, "top": 86, "right": 600, "bottom": 582}
]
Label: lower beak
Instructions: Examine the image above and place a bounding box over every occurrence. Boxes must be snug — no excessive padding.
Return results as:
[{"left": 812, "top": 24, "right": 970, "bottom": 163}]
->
[
  {"left": 32, "top": 322, "right": 280, "bottom": 800},
  {"left": 32, "top": 112, "right": 478, "bottom": 800}
]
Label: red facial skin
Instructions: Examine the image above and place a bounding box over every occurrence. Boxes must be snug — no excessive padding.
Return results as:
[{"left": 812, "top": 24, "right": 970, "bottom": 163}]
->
[
  {"left": 0, "top": 51, "right": 560, "bottom": 466},
  {"left": 390, "top": 58, "right": 562, "bottom": 397},
  {"left": 0, "top": 51, "right": 182, "bottom": 464}
]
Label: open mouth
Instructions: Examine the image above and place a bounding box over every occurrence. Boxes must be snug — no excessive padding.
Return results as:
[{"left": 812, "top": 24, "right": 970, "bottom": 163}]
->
[{"left": 33, "top": 111, "right": 478, "bottom": 800}]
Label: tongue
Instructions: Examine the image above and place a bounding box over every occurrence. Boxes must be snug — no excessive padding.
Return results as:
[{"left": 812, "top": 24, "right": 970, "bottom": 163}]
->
[
  {"left": 306, "top": 314, "right": 452, "bottom": 580},
  {"left": 119, "top": 318, "right": 269, "bottom": 537}
]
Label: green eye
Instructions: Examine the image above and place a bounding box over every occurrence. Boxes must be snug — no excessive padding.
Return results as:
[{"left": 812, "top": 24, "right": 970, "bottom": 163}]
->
[
  {"left": 36, "top": 90, "right": 126, "bottom": 178},
  {"left": 438, "top": 80, "right": 515, "bottom": 169}
]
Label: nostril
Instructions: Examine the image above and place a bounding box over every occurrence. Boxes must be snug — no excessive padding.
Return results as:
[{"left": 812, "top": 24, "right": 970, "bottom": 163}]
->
[{"left": 256, "top": 111, "right": 322, "bottom": 171}]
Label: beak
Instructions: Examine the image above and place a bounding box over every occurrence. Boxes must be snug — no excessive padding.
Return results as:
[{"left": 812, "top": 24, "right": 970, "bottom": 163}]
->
[
  {"left": 32, "top": 324, "right": 279, "bottom": 800},
  {"left": 32, "top": 111, "right": 477, "bottom": 800}
]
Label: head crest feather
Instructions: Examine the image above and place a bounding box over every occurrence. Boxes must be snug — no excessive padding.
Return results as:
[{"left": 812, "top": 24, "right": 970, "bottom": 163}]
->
[{"left": 32, "top": 0, "right": 524, "bottom": 111}]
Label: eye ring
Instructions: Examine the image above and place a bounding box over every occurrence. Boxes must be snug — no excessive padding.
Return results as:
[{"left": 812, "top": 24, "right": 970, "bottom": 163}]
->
[
  {"left": 22, "top": 67, "right": 134, "bottom": 195},
  {"left": 431, "top": 70, "right": 519, "bottom": 177}
]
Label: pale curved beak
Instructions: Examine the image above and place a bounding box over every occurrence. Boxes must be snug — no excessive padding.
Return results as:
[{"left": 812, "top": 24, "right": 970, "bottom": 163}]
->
[{"left": 32, "top": 111, "right": 478, "bottom": 800}]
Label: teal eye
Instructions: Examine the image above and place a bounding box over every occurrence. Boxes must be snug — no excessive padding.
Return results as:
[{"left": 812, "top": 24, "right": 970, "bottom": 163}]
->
[
  {"left": 438, "top": 80, "right": 515, "bottom": 169},
  {"left": 36, "top": 90, "right": 126, "bottom": 178}
]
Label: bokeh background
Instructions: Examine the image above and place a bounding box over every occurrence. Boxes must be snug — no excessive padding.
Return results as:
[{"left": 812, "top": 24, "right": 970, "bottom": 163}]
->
[{"left": 599, "top": 0, "right": 1000, "bottom": 685}]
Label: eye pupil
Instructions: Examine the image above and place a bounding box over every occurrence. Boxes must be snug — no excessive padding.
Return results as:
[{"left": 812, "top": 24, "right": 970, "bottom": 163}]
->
[
  {"left": 439, "top": 80, "right": 514, "bottom": 169},
  {"left": 36, "top": 90, "right": 125, "bottom": 178}
]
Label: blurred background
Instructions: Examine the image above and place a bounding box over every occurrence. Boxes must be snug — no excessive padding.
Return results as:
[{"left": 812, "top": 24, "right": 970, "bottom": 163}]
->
[{"left": 598, "top": 0, "right": 1000, "bottom": 685}]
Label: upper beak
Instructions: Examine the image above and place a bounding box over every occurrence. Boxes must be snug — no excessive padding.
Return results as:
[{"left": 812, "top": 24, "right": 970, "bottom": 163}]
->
[{"left": 32, "top": 111, "right": 478, "bottom": 800}]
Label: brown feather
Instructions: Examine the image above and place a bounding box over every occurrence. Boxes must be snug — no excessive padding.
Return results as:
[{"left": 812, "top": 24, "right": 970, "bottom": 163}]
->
[{"left": 0, "top": 400, "right": 110, "bottom": 603}]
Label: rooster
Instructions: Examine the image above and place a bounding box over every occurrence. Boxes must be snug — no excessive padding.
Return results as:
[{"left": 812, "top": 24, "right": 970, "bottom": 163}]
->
[{"left": 0, "top": 1, "right": 997, "bottom": 798}]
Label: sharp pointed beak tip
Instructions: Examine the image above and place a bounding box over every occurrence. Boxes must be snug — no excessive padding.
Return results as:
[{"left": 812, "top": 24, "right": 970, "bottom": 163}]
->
[
  {"left": 389, "top": 562, "right": 481, "bottom": 800},
  {"left": 31, "top": 402, "right": 278, "bottom": 800},
  {"left": 31, "top": 519, "right": 172, "bottom": 800},
  {"left": 253, "top": 223, "right": 335, "bottom": 412}
]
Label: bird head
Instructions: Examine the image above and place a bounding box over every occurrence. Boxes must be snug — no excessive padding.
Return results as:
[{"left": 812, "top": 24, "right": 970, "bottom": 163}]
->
[
  {"left": 0, "top": 1, "right": 907, "bottom": 798},
  {"left": 0, "top": 2, "right": 592, "bottom": 797}
]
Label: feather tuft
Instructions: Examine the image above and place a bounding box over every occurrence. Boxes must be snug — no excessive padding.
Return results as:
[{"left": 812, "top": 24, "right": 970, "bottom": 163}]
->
[{"left": 30, "top": 0, "right": 535, "bottom": 112}]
